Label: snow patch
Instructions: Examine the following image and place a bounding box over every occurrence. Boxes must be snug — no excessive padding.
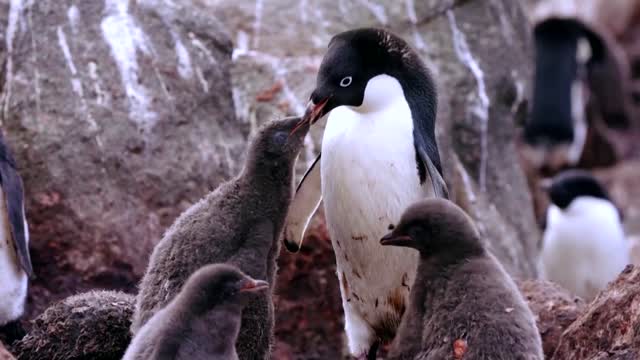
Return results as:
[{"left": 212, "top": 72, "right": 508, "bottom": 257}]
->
[
  {"left": 447, "top": 10, "right": 490, "bottom": 191},
  {"left": 57, "top": 27, "right": 78, "bottom": 75},
  {"left": 3, "top": 0, "right": 24, "bottom": 122},
  {"left": 100, "top": 0, "right": 157, "bottom": 131},
  {"left": 232, "top": 30, "right": 250, "bottom": 60},
  {"left": 172, "top": 31, "right": 193, "bottom": 79},
  {"left": 195, "top": 66, "right": 210, "bottom": 93},
  {"left": 189, "top": 32, "right": 217, "bottom": 65},
  {"left": 67, "top": 5, "right": 80, "bottom": 33},
  {"left": 252, "top": 0, "right": 264, "bottom": 49}
]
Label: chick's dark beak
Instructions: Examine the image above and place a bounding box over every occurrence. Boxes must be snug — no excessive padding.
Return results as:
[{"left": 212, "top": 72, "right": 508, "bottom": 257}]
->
[
  {"left": 239, "top": 279, "right": 269, "bottom": 293},
  {"left": 380, "top": 232, "right": 414, "bottom": 247}
]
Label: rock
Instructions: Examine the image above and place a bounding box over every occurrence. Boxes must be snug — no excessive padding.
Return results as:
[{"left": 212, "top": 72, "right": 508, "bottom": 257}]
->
[
  {"left": 518, "top": 279, "right": 586, "bottom": 358},
  {"left": 552, "top": 265, "right": 640, "bottom": 360},
  {"left": 12, "top": 290, "right": 134, "bottom": 360},
  {"left": 0, "top": 0, "right": 243, "bottom": 320},
  {"left": 0, "top": 341, "right": 15, "bottom": 360},
  {"left": 274, "top": 211, "right": 347, "bottom": 360}
]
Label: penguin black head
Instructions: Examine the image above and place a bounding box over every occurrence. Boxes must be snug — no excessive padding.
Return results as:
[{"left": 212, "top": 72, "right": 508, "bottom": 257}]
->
[
  {"left": 303, "top": 27, "right": 436, "bottom": 124},
  {"left": 178, "top": 264, "right": 268, "bottom": 314},
  {"left": 380, "top": 199, "right": 483, "bottom": 260},
  {"left": 543, "top": 169, "right": 611, "bottom": 210},
  {"left": 246, "top": 116, "right": 310, "bottom": 171}
]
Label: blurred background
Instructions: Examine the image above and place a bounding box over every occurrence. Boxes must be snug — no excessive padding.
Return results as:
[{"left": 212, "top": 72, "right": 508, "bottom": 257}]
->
[{"left": 0, "top": 0, "right": 638, "bottom": 359}]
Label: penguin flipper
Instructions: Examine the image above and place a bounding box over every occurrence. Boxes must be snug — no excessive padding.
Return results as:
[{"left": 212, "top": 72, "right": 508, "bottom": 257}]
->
[
  {"left": 0, "top": 157, "right": 33, "bottom": 278},
  {"left": 416, "top": 147, "right": 449, "bottom": 199},
  {"left": 282, "top": 153, "right": 322, "bottom": 253}
]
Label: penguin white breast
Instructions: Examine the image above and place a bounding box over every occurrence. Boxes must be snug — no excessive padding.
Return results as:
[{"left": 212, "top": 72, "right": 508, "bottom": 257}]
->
[
  {"left": 0, "top": 189, "right": 28, "bottom": 325},
  {"left": 541, "top": 197, "right": 629, "bottom": 300},
  {"left": 321, "top": 74, "right": 432, "bottom": 327}
]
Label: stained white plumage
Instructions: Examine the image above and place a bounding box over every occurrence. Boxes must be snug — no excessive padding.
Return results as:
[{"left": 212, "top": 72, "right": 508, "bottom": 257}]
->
[
  {"left": 0, "top": 188, "right": 29, "bottom": 325},
  {"left": 540, "top": 197, "right": 629, "bottom": 301},
  {"left": 321, "top": 75, "right": 433, "bottom": 355}
]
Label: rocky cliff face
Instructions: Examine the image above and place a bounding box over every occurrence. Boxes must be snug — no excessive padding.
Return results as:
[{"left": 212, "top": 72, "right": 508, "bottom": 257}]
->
[
  {"left": 0, "top": 0, "right": 540, "bottom": 358},
  {"left": 0, "top": 0, "right": 243, "bottom": 318}
]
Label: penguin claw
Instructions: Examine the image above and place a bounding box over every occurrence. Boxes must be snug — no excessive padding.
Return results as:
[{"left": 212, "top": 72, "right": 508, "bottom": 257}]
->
[{"left": 366, "top": 340, "right": 380, "bottom": 360}]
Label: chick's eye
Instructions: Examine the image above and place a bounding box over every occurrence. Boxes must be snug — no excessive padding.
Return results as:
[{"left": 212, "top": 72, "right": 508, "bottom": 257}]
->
[
  {"left": 271, "top": 131, "right": 288, "bottom": 148},
  {"left": 339, "top": 76, "right": 352, "bottom": 87}
]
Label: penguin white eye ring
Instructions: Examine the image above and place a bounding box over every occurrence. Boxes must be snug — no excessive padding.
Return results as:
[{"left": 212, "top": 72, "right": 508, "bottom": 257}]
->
[{"left": 339, "top": 76, "right": 352, "bottom": 87}]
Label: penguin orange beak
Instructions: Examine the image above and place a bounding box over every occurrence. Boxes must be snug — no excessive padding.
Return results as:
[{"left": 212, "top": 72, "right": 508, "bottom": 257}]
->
[
  {"left": 239, "top": 279, "right": 269, "bottom": 293},
  {"left": 303, "top": 97, "right": 330, "bottom": 125},
  {"left": 380, "top": 233, "right": 414, "bottom": 247},
  {"left": 289, "top": 97, "right": 330, "bottom": 136}
]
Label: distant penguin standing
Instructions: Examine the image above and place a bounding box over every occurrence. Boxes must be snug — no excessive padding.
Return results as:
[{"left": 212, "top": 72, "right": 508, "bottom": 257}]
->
[
  {"left": 381, "top": 199, "right": 543, "bottom": 360},
  {"left": 540, "top": 169, "right": 629, "bottom": 301},
  {"left": 521, "top": 18, "right": 632, "bottom": 173},
  {"left": 0, "top": 133, "right": 33, "bottom": 328},
  {"left": 132, "top": 116, "right": 310, "bottom": 360},
  {"left": 124, "top": 264, "right": 268, "bottom": 360},
  {"left": 282, "top": 28, "right": 448, "bottom": 357}
]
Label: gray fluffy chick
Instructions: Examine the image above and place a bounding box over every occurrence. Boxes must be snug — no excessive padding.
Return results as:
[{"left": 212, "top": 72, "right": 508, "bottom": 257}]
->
[
  {"left": 123, "top": 263, "right": 268, "bottom": 360},
  {"left": 381, "top": 199, "right": 543, "bottom": 360},
  {"left": 131, "top": 116, "right": 310, "bottom": 360}
]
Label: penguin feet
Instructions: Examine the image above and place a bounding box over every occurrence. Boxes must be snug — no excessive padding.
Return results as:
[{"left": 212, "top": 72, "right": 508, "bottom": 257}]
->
[
  {"left": 344, "top": 306, "right": 376, "bottom": 358},
  {"left": 366, "top": 339, "right": 380, "bottom": 360}
]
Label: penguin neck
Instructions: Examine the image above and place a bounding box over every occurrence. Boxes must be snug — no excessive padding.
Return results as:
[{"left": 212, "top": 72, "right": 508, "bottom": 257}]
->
[
  {"left": 239, "top": 160, "right": 294, "bottom": 213},
  {"left": 349, "top": 74, "right": 406, "bottom": 114},
  {"left": 419, "top": 241, "right": 485, "bottom": 272}
]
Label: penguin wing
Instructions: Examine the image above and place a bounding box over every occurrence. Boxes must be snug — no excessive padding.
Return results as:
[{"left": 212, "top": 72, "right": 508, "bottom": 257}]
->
[
  {"left": 282, "top": 153, "right": 322, "bottom": 253},
  {"left": 415, "top": 145, "right": 449, "bottom": 199},
  {"left": 0, "top": 151, "right": 33, "bottom": 277}
]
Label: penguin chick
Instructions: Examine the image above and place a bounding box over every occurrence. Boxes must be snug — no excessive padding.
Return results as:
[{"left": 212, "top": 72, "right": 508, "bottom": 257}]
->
[
  {"left": 381, "top": 199, "right": 543, "bottom": 360},
  {"left": 540, "top": 169, "right": 629, "bottom": 301},
  {"left": 12, "top": 290, "right": 134, "bottom": 360},
  {"left": 0, "top": 132, "right": 33, "bottom": 328},
  {"left": 123, "top": 264, "right": 268, "bottom": 360},
  {"left": 131, "top": 116, "right": 310, "bottom": 360}
]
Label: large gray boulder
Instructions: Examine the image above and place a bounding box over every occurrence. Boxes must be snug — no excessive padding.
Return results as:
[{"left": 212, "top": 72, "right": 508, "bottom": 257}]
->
[{"left": 0, "top": 0, "right": 243, "bottom": 317}]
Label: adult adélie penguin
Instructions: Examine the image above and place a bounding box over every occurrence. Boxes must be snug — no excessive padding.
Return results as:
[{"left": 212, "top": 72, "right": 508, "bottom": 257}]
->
[
  {"left": 283, "top": 28, "right": 449, "bottom": 359},
  {"left": 0, "top": 132, "right": 33, "bottom": 331}
]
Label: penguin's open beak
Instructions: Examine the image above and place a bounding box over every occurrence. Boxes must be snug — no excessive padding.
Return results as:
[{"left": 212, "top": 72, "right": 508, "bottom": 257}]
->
[
  {"left": 239, "top": 279, "right": 269, "bottom": 293},
  {"left": 380, "top": 233, "right": 414, "bottom": 247},
  {"left": 303, "top": 97, "right": 330, "bottom": 125}
]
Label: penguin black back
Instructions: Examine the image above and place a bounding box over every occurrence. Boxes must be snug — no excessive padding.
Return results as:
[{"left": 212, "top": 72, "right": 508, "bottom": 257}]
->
[
  {"left": 547, "top": 169, "right": 611, "bottom": 209},
  {"left": 131, "top": 116, "right": 310, "bottom": 360},
  {"left": 526, "top": 19, "right": 586, "bottom": 147},
  {"left": 124, "top": 264, "right": 268, "bottom": 360},
  {"left": 381, "top": 199, "right": 543, "bottom": 360}
]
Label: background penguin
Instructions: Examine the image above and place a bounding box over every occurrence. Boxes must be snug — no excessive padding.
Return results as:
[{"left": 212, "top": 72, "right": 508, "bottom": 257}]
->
[
  {"left": 0, "top": 132, "right": 33, "bottom": 338},
  {"left": 539, "top": 169, "right": 629, "bottom": 301},
  {"left": 131, "top": 116, "right": 310, "bottom": 360},
  {"left": 282, "top": 27, "right": 448, "bottom": 358},
  {"left": 381, "top": 198, "right": 543, "bottom": 360},
  {"left": 521, "top": 18, "right": 631, "bottom": 173},
  {"left": 124, "top": 264, "right": 268, "bottom": 360},
  {"left": 12, "top": 290, "right": 134, "bottom": 360}
]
